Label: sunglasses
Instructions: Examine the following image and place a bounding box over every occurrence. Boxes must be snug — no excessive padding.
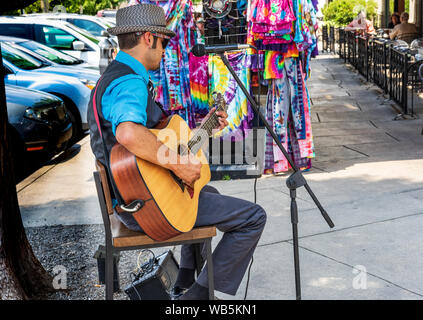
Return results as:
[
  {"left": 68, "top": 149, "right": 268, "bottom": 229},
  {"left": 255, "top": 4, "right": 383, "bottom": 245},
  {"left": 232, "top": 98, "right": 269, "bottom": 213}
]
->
[
  {"left": 136, "top": 31, "right": 170, "bottom": 49},
  {"left": 152, "top": 33, "right": 170, "bottom": 49}
]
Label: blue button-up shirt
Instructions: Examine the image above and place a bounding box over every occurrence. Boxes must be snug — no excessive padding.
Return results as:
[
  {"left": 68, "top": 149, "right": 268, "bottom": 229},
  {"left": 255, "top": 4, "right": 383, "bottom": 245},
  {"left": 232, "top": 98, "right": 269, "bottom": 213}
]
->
[{"left": 101, "top": 50, "right": 149, "bottom": 136}]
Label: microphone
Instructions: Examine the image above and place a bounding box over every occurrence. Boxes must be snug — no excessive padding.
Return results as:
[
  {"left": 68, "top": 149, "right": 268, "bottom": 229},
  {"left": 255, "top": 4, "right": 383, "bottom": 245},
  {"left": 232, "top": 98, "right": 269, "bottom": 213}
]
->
[{"left": 191, "top": 43, "right": 252, "bottom": 56}]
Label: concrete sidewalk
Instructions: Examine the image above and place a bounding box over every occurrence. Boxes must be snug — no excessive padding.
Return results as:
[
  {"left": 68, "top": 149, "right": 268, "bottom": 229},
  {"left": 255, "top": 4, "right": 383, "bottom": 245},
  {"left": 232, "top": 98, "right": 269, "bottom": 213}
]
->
[{"left": 18, "top": 52, "right": 423, "bottom": 300}]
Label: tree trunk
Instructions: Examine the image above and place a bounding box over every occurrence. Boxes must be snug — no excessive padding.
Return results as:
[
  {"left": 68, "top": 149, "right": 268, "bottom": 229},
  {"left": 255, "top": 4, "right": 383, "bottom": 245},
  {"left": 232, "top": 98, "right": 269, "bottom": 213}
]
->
[
  {"left": 0, "top": 45, "right": 54, "bottom": 300},
  {"left": 40, "top": 0, "right": 49, "bottom": 13}
]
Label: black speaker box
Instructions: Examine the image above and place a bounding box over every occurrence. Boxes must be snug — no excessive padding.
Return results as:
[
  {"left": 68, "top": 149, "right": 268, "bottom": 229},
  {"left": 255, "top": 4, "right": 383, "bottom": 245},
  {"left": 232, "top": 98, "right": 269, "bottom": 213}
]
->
[{"left": 124, "top": 250, "right": 179, "bottom": 300}]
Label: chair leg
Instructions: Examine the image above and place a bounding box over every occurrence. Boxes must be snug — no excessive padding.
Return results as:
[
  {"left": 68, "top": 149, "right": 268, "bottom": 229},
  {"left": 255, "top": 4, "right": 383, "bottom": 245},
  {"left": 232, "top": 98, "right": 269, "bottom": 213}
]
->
[
  {"left": 105, "top": 247, "right": 114, "bottom": 300},
  {"left": 205, "top": 238, "right": 214, "bottom": 300},
  {"left": 193, "top": 243, "right": 203, "bottom": 277}
]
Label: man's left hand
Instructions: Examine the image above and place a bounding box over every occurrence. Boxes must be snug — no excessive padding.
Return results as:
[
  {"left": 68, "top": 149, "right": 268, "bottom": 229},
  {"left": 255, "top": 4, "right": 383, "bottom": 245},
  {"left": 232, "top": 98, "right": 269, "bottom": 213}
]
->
[{"left": 201, "top": 107, "right": 229, "bottom": 130}]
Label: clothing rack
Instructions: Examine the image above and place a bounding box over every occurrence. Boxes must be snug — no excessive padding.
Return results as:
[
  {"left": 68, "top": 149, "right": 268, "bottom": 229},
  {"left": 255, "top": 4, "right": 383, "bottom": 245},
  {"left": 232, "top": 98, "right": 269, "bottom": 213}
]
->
[
  {"left": 203, "top": 0, "right": 248, "bottom": 46},
  {"left": 201, "top": 0, "right": 264, "bottom": 179}
]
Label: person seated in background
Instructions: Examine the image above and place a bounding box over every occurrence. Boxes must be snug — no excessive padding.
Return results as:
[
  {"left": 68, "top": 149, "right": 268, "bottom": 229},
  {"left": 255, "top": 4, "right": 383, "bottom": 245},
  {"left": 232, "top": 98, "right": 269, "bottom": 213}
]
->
[
  {"left": 389, "top": 12, "right": 418, "bottom": 40},
  {"left": 345, "top": 11, "right": 375, "bottom": 34},
  {"left": 388, "top": 12, "right": 400, "bottom": 29}
]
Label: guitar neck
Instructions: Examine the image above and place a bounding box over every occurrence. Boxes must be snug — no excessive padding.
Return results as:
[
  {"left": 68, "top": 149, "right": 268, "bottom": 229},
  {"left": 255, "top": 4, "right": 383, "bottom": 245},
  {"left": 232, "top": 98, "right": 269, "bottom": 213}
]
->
[{"left": 186, "top": 106, "right": 224, "bottom": 156}]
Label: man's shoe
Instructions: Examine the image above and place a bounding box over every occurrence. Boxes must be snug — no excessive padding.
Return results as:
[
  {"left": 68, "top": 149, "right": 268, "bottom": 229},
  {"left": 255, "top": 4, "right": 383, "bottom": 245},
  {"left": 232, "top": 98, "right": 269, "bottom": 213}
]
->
[{"left": 170, "top": 286, "right": 188, "bottom": 300}]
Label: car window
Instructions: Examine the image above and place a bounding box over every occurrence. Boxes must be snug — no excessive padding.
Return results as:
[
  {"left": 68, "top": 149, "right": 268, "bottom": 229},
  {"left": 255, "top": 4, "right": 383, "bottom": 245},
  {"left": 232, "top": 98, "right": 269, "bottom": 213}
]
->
[
  {"left": 69, "top": 19, "right": 104, "bottom": 37},
  {"left": 1, "top": 43, "right": 43, "bottom": 70},
  {"left": 34, "top": 25, "right": 80, "bottom": 50},
  {"left": 18, "top": 40, "right": 82, "bottom": 65},
  {"left": 65, "top": 23, "right": 100, "bottom": 45},
  {"left": 0, "top": 23, "right": 32, "bottom": 40}
]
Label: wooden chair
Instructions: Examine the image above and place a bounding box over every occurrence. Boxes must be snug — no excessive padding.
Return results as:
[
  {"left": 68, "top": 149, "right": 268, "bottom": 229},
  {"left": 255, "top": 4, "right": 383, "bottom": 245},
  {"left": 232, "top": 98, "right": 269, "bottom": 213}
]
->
[{"left": 93, "top": 161, "right": 216, "bottom": 300}]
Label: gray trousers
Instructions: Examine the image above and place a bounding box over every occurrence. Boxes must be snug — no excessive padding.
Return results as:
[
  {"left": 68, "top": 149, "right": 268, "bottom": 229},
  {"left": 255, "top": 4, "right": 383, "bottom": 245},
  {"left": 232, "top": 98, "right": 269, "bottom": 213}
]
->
[
  {"left": 181, "top": 185, "right": 267, "bottom": 296},
  {"left": 116, "top": 185, "right": 267, "bottom": 296}
]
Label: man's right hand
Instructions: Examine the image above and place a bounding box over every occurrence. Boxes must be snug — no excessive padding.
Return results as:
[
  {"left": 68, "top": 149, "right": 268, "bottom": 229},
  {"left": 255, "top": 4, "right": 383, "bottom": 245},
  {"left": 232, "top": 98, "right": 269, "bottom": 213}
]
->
[{"left": 171, "top": 153, "right": 202, "bottom": 187}]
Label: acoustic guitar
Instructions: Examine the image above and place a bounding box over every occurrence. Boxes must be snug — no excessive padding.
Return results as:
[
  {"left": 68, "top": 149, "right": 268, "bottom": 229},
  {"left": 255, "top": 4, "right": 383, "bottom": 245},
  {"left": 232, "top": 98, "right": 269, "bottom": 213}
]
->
[{"left": 109, "top": 93, "right": 227, "bottom": 241}]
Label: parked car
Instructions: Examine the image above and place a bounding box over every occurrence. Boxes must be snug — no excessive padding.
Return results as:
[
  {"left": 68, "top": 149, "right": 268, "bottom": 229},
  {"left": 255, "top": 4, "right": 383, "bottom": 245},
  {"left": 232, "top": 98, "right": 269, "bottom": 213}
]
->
[
  {"left": 6, "top": 84, "right": 72, "bottom": 174},
  {"left": 0, "top": 16, "right": 107, "bottom": 67},
  {"left": 24, "top": 13, "right": 116, "bottom": 39},
  {"left": 0, "top": 35, "right": 99, "bottom": 71},
  {"left": 1, "top": 42, "right": 99, "bottom": 143},
  {"left": 97, "top": 9, "right": 117, "bottom": 25}
]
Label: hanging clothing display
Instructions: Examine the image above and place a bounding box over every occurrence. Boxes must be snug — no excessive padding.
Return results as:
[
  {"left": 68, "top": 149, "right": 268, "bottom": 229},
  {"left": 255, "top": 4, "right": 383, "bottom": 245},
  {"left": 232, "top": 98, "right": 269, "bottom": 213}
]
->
[
  {"left": 208, "top": 51, "right": 255, "bottom": 141},
  {"left": 247, "top": 0, "right": 319, "bottom": 173},
  {"left": 189, "top": 53, "right": 209, "bottom": 122},
  {"left": 125, "top": 0, "right": 319, "bottom": 173},
  {"left": 133, "top": 0, "right": 198, "bottom": 128},
  {"left": 130, "top": 0, "right": 254, "bottom": 136}
]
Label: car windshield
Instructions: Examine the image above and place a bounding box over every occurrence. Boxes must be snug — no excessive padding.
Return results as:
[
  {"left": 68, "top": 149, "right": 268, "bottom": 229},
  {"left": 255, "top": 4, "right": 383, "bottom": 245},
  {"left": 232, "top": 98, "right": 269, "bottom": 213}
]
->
[
  {"left": 17, "top": 40, "right": 83, "bottom": 65},
  {"left": 1, "top": 43, "right": 43, "bottom": 70},
  {"left": 70, "top": 18, "right": 104, "bottom": 37},
  {"left": 65, "top": 23, "right": 100, "bottom": 45}
]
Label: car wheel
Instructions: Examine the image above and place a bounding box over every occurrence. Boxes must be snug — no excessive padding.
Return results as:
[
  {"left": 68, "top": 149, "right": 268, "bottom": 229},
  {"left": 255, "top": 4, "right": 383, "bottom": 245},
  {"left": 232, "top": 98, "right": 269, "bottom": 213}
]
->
[
  {"left": 51, "top": 94, "right": 82, "bottom": 147},
  {"left": 66, "top": 107, "right": 82, "bottom": 146}
]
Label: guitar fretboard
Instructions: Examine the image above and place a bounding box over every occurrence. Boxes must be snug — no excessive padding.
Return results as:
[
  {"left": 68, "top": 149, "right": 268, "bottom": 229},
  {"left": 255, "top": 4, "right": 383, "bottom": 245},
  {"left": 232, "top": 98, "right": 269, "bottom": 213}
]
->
[{"left": 183, "top": 94, "right": 226, "bottom": 156}]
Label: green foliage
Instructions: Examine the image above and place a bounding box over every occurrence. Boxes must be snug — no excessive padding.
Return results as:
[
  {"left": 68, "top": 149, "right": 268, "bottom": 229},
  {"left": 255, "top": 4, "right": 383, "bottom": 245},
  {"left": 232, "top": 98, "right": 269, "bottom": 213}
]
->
[
  {"left": 22, "top": 0, "right": 123, "bottom": 15},
  {"left": 322, "top": 0, "right": 378, "bottom": 27}
]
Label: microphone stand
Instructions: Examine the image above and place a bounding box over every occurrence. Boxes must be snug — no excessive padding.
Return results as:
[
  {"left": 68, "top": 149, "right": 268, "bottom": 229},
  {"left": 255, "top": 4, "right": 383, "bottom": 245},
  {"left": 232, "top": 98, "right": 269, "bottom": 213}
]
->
[{"left": 217, "top": 51, "right": 335, "bottom": 300}]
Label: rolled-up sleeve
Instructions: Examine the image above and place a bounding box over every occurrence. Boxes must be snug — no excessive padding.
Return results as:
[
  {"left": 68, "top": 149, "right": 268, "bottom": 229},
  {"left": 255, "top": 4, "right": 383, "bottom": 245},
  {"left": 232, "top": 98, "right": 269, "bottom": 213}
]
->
[{"left": 102, "top": 75, "right": 148, "bottom": 136}]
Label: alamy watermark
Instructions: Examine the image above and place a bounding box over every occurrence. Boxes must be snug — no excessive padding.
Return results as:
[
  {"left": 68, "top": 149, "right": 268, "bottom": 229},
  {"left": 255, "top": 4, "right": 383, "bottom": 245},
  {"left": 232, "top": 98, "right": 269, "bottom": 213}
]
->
[
  {"left": 156, "top": 124, "right": 265, "bottom": 175},
  {"left": 352, "top": 265, "right": 367, "bottom": 290},
  {"left": 52, "top": 265, "right": 67, "bottom": 290}
]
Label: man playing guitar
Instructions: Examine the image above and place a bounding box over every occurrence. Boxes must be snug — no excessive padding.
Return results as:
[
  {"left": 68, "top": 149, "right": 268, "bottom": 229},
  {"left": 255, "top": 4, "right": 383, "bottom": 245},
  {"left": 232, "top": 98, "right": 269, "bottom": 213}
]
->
[{"left": 88, "top": 3, "right": 267, "bottom": 300}]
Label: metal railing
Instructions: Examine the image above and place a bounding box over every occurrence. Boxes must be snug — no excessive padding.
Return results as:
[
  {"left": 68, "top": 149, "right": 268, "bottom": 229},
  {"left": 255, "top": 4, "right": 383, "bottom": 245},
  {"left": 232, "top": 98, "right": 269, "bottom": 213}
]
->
[
  {"left": 329, "top": 26, "right": 335, "bottom": 53},
  {"left": 389, "top": 47, "right": 410, "bottom": 113},
  {"left": 322, "top": 25, "right": 329, "bottom": 52},
  {"left": 346, "top": 30, "right": 358, "bottom": 68},
  {"left": 322, "top": 25, "right": 336, "bottom": 53},
  {"left": 330, "top": 28, "right": 421, "bottom": 115},
  {"left": 357, "top": 35, "right": 371, "bottom": 81},
  {"left": 371, "top": 39, "right": 390, "bottom": 93},
  {"left": 338, "top": 28, "right": 346, "bottom": 60}
]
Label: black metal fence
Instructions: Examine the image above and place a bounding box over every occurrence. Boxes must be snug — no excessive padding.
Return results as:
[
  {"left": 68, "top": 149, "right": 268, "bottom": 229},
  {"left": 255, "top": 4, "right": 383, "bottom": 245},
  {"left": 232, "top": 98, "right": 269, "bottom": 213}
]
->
[
  {"left": 371, "top": 39, "right": 389, "bottom": 93},
  {"left": 325, "top": 28, "right": 423, "bottom": 115},
  {"left": 389, "top": 47, "right": 410, "bottom": 111},
  {"left": 322, "top": 25, "right": 335, "bottom": 53}
]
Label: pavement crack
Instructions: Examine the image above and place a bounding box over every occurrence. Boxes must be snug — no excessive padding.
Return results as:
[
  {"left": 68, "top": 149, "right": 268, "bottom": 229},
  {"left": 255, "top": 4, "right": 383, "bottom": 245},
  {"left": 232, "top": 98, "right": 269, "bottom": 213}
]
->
[
  {"left": 385, "top": 132, "right": 400, "bottom": 142},
  {"left": 369, "top": 120, "right": 378, "bottom": 128},
  {"left": 310, "top": 166, "right": 327, "bottom": 173},
  {"left": 398, "top": 187, "right": 423, "bottom": 194},
  {"left": 342, "top": 145, "right": 370, "bottom": 157},
  {"left": 355, "top": 101, "right": 363, "bottom": 111},
  {"left": 17, "top": 165, "right": 57, "bottom": 194}
]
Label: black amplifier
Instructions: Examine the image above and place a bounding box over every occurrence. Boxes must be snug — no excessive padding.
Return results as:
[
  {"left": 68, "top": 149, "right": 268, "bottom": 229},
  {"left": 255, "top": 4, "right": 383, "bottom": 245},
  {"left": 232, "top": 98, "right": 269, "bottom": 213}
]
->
[{"left": 124, "top": 250, "right": 179, "bottom": 300}]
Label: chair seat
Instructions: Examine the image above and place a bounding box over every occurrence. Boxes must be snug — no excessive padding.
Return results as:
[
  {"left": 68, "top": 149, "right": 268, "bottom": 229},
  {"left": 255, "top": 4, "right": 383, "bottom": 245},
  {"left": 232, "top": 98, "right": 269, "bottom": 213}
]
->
[{"left": 110, "top": 214, "right": 216, "bottom": 247}]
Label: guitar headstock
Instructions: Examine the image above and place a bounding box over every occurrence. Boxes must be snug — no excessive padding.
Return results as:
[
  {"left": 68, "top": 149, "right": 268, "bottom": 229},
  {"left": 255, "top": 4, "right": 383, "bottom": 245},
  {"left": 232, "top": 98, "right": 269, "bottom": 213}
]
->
[{"left": 211, "top": 92, "right": 228, "bottom": 113}]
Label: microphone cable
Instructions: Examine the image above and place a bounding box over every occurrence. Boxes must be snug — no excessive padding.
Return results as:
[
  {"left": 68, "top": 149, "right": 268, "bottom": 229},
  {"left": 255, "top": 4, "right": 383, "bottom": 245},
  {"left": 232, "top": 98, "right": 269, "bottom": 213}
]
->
[{"left": 244, "top": 56, "right": 262, "bottom": 300}]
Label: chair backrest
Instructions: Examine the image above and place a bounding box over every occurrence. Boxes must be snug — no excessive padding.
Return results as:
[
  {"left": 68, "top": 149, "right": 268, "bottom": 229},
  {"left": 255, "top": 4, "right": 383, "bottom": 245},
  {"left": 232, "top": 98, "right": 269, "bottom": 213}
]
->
[
  {"left": 95, "top": 160, "right": 114, "bottom": 215},
  {"left": 396, "top": 32, "right": 420, "bottom": 44}
]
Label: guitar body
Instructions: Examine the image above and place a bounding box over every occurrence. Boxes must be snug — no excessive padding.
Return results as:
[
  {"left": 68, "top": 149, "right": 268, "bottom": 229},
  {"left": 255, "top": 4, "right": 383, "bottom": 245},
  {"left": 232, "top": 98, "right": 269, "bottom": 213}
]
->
[{"left": 110, "top": 115, "right": 211, "bottom": 241}]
